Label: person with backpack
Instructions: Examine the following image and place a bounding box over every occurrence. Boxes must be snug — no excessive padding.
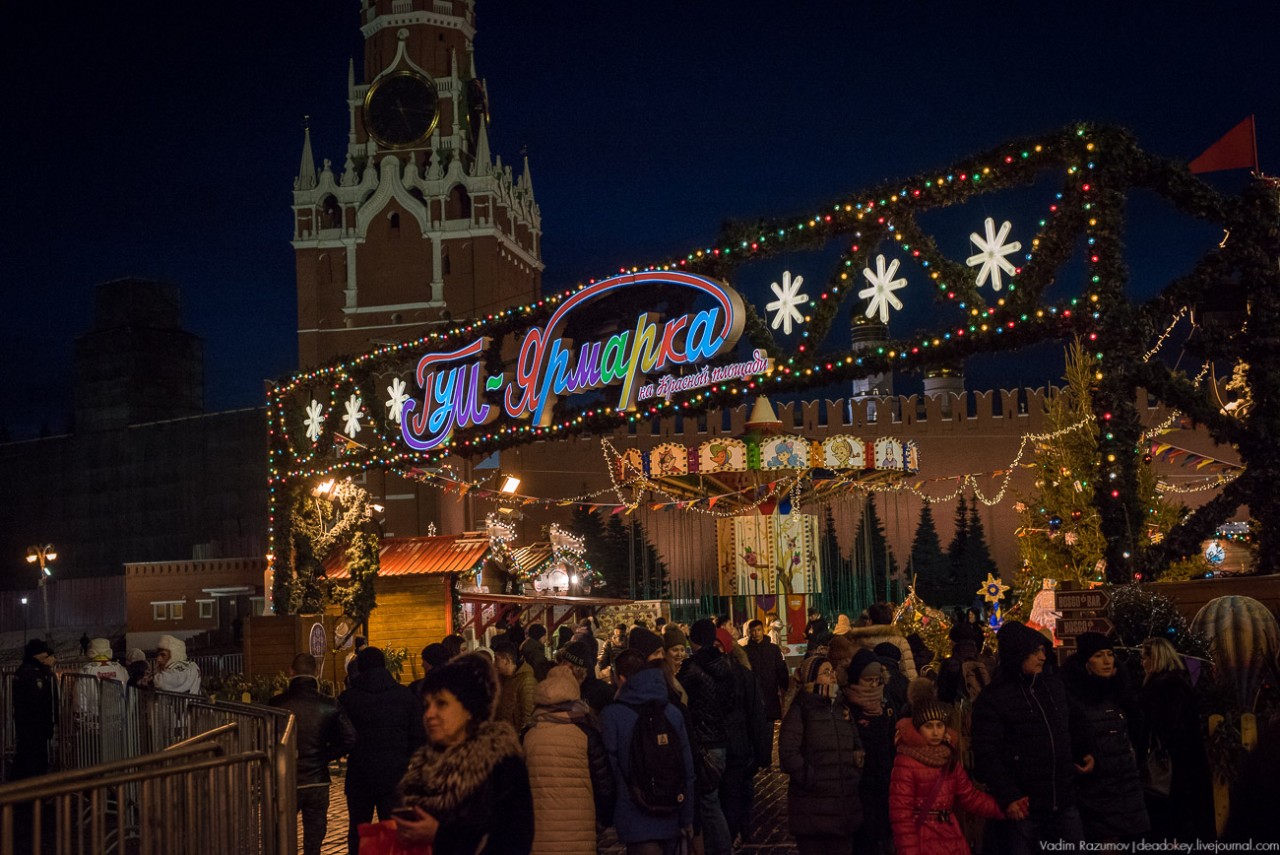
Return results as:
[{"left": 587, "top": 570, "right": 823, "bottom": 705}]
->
[
  {"left": 778, "top": 656, "right": 864, "bottom": 854},
  {"left": 601, "top": 659, "right": 696, "bottom": 855},
  {"left": 522, "top": 665, "right": 615, "bottom": 855}
]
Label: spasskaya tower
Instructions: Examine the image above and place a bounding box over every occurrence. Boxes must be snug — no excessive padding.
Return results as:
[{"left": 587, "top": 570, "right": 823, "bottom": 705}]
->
[{"left": 292, "top": 0, "right": 542, "bottom": 368}]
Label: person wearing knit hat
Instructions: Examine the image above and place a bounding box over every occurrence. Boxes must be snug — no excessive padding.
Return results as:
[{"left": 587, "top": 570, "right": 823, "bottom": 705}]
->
[
  {"left": 1063, "top": 632, "right": 1150, "bottom": 841},
  {"left": 890, "top": 690, "right": 1007, "bottom": 855},
  {"left": 689, "top": 617, "right": 718, "bottom": 649},
  {"left": 558, "top": 640, "right": 614, "bottom": 713},
  {"left": 80, "top": 637, "right": 127, "bottom": 685},
  {"left": 779, "top": 651, "right": 864, "bottom": 850},
  {"left": 844, "top": 647, "right": 896, "bottom": 854},
  {"left": 396, "top": 652, "right": 534, "bottom": 853},
  {"left": 874, "top": 641, "right": 909, "bottom": 713},
  {"left": 627, "top": 626, "right": 665, "bottom": 661}
]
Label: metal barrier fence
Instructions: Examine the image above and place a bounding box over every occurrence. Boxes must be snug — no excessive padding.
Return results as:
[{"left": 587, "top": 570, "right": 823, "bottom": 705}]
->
[
  {"left": 191, "top": 653, "right": 243, "bottom": 682},
  {"left": 0, "top": 673, "right": 296, "bottom": 853},
  {"left": 0, "top": 730, "right": 279, "bottom": 854}
]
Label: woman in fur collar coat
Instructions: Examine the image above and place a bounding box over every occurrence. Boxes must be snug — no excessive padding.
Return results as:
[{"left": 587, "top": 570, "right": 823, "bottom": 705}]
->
[
  {"left": 889, "top": 700, "right": 1008, "bottom": 855},
  {"left": 396, "top": 653, "right": 534, "bottom": 855}
]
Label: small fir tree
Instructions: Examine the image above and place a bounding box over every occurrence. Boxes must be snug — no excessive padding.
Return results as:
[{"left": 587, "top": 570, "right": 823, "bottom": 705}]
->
[
  {"left": 948, "top": 493, "right": 971, "bottom": 581},
  {"left": 958, "top": 499, "right": 996, "bottom": 602},
  {"left": 909, "top": 503, "right": 951, "bottom": 604},
  {"left": 853, "top": 493, "right": 898, "bottom": 603}
]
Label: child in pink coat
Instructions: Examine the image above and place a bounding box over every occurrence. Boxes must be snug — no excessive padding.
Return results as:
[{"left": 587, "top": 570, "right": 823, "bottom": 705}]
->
[{"left": 889, "top": 699, "right": 1021, "bottom": 855}]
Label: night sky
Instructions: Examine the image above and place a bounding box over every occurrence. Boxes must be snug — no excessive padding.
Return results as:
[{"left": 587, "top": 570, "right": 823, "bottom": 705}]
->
[{"left": 5, "top": 1, "right": 1276, "bottom": 440}]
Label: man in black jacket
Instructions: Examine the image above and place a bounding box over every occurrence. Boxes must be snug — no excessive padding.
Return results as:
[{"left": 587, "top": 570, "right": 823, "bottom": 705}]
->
[
  {"left": 269, "top": 653, "right": 357, "bottom": 855},
  {"left": 744, "top": 619, "right": 789, "bottom": 722},
  {"left": 12, "top": 639, "right": 57, "bottom": 780},
  {"left": 338, "top": 646, "right": 424, "bottom": 855},
  {"left": 679, "top": 619, "right": 734, "bottom": 855},
  {"left": 972, "top": 621, "right": 1092, "bottom": 854}
]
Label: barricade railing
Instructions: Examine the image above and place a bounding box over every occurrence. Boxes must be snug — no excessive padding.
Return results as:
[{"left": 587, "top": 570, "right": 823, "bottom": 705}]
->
[
  {"left": 0, "top": 731, "right": 279, "bottom": 855},
  {"left": 0, "top": 697, "right": 297, "bottom": 854},
  {"left": 190, "top": 653, "right": 244, "bottom": 682},
  {"left": 0, "top": 670, "right": 13, "bottom": 784}
]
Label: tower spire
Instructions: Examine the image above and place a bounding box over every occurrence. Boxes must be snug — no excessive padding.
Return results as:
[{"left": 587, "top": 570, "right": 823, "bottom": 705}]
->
[
  {"left": 472, "top": 117, "right": 492, "bottom": 176},
  {"left": 521, "top": 154, "right": 534, "bottom": 197},
  {"left": 295, "top": 117, "right": 317, "bottom": 191}
]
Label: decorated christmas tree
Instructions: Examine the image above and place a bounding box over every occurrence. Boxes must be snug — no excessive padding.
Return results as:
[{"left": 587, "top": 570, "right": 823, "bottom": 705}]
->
[{"left": 1014, "top": 339, "right": 1200, "bottom": 604}]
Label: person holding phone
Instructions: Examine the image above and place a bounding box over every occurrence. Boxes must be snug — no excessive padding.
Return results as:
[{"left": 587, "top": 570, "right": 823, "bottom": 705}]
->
[
  {"left": 394, "top": 653, "right": 533, "bottom": 854},
  {"left": 778, "top": 656, "right": 865, "bottom": 855}
]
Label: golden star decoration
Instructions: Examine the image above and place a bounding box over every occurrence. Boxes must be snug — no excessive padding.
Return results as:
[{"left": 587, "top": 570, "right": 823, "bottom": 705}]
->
[{"left": 978, "top": 572, "right": 1010, "bottom": 604}]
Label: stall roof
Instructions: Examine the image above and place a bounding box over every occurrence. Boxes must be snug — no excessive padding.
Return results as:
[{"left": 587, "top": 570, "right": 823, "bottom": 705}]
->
[
  {"left": 326, "top": 534, "right": 489, "bottom": 579},
  {"left": 458, "top": 592, "right": 633, "bottom": 608},
  {"left": 510, "top": 542, "right": 554, "bottom": 576}
]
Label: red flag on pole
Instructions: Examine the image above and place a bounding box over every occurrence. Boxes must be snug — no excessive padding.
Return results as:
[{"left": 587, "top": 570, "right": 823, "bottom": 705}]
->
[{"left": 1189, "top": 116, "right": 1258, "bottom": 174}]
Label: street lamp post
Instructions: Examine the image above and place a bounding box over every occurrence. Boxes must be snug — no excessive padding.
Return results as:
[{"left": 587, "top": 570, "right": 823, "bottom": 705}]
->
[
  {"left": 25, "top": 544, "right": 56, "bottom": 642},
  {"left": 20, "top": 596, "right": 28, "bottom": 644}
]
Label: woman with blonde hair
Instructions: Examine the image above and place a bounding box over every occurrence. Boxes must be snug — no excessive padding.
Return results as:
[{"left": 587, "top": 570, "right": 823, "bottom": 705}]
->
[{"left": 1137, "top": 637, "right": 1214, "bottom": 841}]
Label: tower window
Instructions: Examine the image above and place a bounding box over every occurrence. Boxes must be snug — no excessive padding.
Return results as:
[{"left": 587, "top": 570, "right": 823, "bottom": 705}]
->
[
  {"left": 320, "top": 195, "right": 342, "bottom": 230},
  {"left": 388, "top": 212, "right": 401, "bottom": 237},
  {"left": 442, "top": 248, "right": 451, "bottom": 275},
  {"left": 446, "top": 185, "right": 471, "bottom": 220},
  {"left": 390, "top": 312, "right": 403, "bottom": 324}
]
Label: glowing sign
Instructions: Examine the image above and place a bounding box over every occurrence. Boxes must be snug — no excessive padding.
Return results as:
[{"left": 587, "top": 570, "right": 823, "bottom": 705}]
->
[{"left": 400, "top": 271, "right": 747, "bottom": 451}]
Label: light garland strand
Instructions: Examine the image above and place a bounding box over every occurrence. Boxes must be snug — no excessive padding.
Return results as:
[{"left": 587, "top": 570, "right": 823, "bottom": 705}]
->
[{"left": 1141, "top": 307, "right": 1189, "bottom": 363}]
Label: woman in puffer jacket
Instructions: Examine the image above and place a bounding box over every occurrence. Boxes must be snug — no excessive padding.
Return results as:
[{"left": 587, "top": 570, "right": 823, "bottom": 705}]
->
[
  {"left": 522, "top": 665, "right": 615, "bottom": 855},
  {"left": 778, "top": 656, "right": 864, "bottom": 855},
  {"left": 1063, "top": 633, "right": 1151, "bottom": 843},
  {"left": 889, "top": 696, "right": 1008, "bottom": 855}
]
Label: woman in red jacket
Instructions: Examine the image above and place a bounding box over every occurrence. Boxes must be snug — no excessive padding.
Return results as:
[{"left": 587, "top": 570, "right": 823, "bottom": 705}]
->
[{"left": 889, "top": 698, "right": 1016, "bottom": 855}]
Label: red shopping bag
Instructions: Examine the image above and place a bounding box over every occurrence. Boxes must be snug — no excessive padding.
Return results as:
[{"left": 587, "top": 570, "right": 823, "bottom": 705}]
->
[{"left": 357, "top": 819, "right": 432, "bottom": 855}]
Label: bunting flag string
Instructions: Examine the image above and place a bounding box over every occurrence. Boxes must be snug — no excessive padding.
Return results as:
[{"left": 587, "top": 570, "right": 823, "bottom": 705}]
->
[{"left": 1147, "top": 440, "right": 1242, "bottom": 473}]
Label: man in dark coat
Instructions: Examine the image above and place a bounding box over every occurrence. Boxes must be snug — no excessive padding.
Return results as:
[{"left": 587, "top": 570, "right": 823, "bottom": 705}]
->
[
  {"left": 715, "top": 627, "right": 772, "bottom": 847},
  {"left": 679, "top": 619, "right": 734, "bottom": 855},
  {"left": 269, "top": 653, "right": 358, "bottom": 855},
  {"left": 407, "top": 642, "right": 451, "bottom": 700},
  {"left": 803, "top": 608, "right": 828, "bottom": 653},
  {"left": 12, "top": 639, "right": 57, "bottom": 780},
  {"left": 744, "top": 619, "right": 789, "bottom": 722},
  {"left": 337, "top": 646, "right": 424, "bottom": 855},
  {"left": 972, "top": 621, "right": 1092, "bottom": 854}
]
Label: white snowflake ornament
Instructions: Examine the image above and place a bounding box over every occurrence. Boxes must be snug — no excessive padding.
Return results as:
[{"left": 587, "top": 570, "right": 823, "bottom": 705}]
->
[
  {"left": 342, "top": 395, "right": 364, "bottom": 438},
  {"left": 859, "top": 255, "right": 908, "bottom": 324},
  {"left": 765, "top": 270, "right": 808, "bottom": 335},
  {"left": 385, "top": 377, "right": 410, "bottom": 424},
  {"left": 303, "top": 400, "right": 325, "bottom": 443},
  {"left": 966, "top": 217, "right": 1021, "bottom": 291}
]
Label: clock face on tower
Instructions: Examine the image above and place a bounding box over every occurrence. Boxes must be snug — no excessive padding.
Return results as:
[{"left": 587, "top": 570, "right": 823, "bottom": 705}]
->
[{"left": 364, "top": 71, "right": 439, "bottom": 148}]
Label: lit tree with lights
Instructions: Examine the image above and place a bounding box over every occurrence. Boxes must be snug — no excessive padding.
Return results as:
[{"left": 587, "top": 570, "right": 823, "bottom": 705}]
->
[{"left": 1015, "top": 339, "right": 1195, "bottom": 601}]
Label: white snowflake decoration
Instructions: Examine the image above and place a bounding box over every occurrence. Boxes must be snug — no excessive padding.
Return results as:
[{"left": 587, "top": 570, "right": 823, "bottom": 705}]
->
[
  {"left": 966, "top": 217, "right": 1022, "bottom": 291},
  {"left": 385, "top": 377, "right": 410, "bottom": 425},
  {"left": 859, "top": 255, "right": 908, "bottom": 324},
  {"left": 303, "top": 400, "right": 325, "bottom": 443},
  {"left": 342, "top": 395, "right": 364, "bottom": 438},
  {"left": 765, "top": 270, "right": 809, "bottom": 335}
]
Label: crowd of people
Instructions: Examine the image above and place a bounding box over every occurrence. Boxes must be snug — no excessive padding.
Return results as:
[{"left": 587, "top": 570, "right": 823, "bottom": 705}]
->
[
  {"left": 9, "top": 634, "right": 204, "bottom": 780},
  {"left": 12, "top": 606, "right": 1271, "bottom": 854},
  {"left": 289, "top": 604, "right": 1253, "bottom": 855}
]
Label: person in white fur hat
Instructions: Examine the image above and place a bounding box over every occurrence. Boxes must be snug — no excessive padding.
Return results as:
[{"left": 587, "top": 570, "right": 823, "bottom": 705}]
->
[
  {"left": 142, "top": 634, "right": 202, "bottom": 695},
  {"left": 80, "top": 638, "right": 127, "bottom": 684}
]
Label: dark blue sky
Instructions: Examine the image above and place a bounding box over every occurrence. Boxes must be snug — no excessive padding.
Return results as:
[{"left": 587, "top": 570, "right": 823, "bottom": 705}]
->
[{"left": 4, "top": 1, "right": 1275, "bottom": 439}]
